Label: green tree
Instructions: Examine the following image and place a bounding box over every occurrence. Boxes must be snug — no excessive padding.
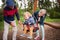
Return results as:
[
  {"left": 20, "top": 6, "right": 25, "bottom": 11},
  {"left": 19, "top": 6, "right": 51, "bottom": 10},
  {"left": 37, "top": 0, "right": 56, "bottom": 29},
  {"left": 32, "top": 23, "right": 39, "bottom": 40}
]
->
[
  {"left": 27, "top": 0, "right": 34, "bottom": 13},
  {"left": 38, "top": 0, "right": 51, "bottom": 9}
]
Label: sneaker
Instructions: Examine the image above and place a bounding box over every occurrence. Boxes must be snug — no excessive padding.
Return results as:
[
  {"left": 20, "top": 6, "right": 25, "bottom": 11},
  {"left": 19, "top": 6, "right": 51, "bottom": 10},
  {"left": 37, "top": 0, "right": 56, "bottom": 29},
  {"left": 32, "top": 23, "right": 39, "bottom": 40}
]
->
[
  {"left": 20, "top": 34, "right": 26, "bottom": 37},
  {"left": 34, "top": 35, "right": 39, "bottom": 40},
  {"left": 27, "top": 36, "right": 32, "bottom": 39}
]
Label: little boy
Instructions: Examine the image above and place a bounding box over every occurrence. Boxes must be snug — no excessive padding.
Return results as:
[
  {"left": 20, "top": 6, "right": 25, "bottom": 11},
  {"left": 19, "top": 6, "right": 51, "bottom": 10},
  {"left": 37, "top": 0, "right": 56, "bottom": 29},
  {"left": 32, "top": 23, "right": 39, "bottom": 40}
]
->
[{"left": 20, "top": 12, "right": 38, "bottom": 39}]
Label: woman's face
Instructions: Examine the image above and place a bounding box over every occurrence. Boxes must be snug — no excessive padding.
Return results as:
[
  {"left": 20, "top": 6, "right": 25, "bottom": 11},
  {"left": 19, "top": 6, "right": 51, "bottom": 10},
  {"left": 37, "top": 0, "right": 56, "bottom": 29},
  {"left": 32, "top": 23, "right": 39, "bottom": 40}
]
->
[{"left": 38, "top": 11, "right": 46, "bottom": 17}]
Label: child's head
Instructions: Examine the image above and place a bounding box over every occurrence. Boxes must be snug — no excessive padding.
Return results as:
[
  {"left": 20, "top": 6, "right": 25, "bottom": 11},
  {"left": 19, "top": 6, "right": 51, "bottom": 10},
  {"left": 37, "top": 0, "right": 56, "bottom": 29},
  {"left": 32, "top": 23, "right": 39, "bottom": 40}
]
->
[
  {"left": 38, "top": 9, "right": 46, "bottom": 17},
  {"left": 24, "top": 12, "right": 32, "bottom": 20}
]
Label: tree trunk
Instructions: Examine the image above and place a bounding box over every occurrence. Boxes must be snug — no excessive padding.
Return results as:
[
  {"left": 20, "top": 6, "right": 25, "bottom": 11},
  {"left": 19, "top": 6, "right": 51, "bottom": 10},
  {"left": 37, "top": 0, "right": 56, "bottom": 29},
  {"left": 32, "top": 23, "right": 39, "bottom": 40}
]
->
[{"left": 33, "top": 0, "right": 38, "bottom": 12}]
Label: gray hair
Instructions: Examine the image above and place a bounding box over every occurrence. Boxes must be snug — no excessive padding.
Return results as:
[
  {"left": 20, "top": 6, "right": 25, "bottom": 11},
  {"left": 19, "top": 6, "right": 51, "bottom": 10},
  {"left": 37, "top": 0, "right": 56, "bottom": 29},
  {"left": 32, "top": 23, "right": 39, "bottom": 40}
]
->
[{"left": 39, "top": 9, "right": 46, "bottom": 14}]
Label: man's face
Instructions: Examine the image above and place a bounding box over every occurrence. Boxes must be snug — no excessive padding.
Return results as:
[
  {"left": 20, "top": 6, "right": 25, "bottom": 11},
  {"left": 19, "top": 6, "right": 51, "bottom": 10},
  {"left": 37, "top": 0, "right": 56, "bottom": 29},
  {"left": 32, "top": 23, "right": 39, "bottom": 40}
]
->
[{"left": 9, "top": 6, "right": 14, "bottom": 9}]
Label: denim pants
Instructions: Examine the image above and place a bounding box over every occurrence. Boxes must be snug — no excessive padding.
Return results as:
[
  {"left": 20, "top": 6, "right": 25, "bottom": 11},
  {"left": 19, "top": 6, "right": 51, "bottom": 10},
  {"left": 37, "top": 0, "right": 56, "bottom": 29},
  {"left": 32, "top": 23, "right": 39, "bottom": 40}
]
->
[{"left": 36, "top": 24, "right": 45, "bottom": 40}]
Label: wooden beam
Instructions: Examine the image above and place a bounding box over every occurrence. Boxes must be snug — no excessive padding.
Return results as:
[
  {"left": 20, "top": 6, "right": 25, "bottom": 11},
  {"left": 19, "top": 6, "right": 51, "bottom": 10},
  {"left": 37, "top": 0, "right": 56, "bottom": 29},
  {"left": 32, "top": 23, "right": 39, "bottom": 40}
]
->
[{"left": 44, "top": 22, "right": 60, "bottom": 29}]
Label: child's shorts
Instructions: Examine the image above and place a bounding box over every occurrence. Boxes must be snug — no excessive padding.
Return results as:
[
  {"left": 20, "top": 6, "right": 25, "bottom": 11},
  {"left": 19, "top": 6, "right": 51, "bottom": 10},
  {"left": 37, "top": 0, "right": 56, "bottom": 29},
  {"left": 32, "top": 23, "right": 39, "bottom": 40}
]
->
[{"left": 23, "top": 24, "right": 39, "bottom": 32}]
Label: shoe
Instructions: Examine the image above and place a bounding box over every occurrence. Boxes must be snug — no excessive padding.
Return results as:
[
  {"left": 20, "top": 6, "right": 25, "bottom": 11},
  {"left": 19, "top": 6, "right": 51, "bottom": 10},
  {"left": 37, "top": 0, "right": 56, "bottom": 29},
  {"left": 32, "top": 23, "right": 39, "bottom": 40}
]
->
[
  {"left": 34, "top": 35, "right": 39, "bottom": 40},
  {"left": 20, "top": 34, "right": 26, "bottom": 37},
  {"left": 27, "top": 36, "right": 32, "bottom": 39}
]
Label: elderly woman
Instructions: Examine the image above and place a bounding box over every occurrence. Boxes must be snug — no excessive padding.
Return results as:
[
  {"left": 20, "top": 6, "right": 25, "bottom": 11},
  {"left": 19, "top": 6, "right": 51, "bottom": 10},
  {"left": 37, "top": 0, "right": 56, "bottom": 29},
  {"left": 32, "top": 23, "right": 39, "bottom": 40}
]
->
[
  {"left": 33, "top": 9, "right": 46, "bottom": 40},
  {"left": 3, "top": 0, "right": 21, "bottom": 40}
]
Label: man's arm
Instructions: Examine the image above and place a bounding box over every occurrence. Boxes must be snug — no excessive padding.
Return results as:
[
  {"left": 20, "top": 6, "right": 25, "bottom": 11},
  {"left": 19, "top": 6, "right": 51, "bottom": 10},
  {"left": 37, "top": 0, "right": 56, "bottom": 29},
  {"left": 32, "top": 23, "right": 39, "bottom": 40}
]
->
[
  {"left": 15, "top": 12, "right": 20, "bottom": 20},
  {"left": 15, "top": 7, "right": 20, "bottom": 20},
  {"left": 15, "top": 8, "right": 24, "bottom": 27}
]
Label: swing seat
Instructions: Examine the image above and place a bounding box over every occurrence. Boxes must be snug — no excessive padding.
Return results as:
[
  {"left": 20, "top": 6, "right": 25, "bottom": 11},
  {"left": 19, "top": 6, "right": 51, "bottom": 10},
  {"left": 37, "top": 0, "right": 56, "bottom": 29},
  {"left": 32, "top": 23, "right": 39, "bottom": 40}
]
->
[
  {"left": 33, "top": 22, "right": 39, "bottom": 32},
  {"left": 23, "top": 23, "right": 39, "bottom": 32}
]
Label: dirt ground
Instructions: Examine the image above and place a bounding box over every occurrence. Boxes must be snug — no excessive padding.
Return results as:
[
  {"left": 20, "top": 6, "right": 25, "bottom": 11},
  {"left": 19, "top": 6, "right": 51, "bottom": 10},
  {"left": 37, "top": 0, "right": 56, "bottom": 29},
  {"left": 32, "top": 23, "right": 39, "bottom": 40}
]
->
[{"left": 0, "top": 24, "right": 60, "bottom": 40}]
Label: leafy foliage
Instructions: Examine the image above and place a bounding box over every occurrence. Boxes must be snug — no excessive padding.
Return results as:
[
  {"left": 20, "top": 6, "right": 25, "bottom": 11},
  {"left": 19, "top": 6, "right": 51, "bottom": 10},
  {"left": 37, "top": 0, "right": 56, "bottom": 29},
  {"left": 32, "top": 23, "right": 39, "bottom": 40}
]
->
[
  {"left": 47, "top": 7, "right": 60, "bottom": 18},
  {"left": 0, "top": 9, "right": 3, "bottom": 21}
]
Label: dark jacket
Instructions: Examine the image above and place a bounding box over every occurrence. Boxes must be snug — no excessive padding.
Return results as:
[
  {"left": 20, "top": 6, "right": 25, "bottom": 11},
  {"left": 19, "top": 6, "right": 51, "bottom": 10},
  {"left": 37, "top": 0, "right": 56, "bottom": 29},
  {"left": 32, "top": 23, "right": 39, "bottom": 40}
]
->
[
  {"left": 24, "top": 17, "right": 35, "bottom": 25},
  {"left": 3, "top": 6, "right": 20, "bottom": 24},
  {"left": 33, "top": 11, "right": 46, "bottom": 25}
]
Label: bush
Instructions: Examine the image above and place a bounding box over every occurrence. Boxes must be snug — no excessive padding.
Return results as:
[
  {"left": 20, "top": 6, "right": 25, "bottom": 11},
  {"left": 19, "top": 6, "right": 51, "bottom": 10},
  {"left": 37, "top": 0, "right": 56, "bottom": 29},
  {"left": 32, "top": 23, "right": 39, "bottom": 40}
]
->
[
  {"left": 47, "top": 8, "right": 60, "bottom": 19},
  {"left": 0, "top": 9, "right": 3, "bottom": 21}
]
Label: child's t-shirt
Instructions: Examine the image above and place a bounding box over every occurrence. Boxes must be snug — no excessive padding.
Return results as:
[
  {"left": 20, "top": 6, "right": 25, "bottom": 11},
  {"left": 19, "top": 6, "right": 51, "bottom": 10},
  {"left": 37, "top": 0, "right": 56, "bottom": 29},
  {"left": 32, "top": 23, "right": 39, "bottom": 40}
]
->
[
  {"left": 24, "top": 16, "right": 39, "bottom": 32},
  {"left": 24, "top": 17, "right": 35, "bottom": 26}
]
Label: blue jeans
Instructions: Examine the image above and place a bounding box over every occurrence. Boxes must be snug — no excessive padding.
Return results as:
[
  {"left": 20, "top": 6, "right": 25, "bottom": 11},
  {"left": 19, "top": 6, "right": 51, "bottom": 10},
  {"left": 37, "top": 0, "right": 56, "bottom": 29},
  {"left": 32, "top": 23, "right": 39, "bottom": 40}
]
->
[{"left": 36, "top": 24, "right": 45, "bottom": 40}]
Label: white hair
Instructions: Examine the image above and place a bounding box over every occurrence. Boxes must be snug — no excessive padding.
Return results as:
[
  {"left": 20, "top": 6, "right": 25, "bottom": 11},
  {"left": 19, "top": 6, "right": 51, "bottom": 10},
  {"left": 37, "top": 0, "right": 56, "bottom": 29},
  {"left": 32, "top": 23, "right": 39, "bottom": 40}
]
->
[
  {"left": 40, "top": 9, "right": 46, "bottom": 12},
  {"left": 39, "top": 9, "right": 46, "bottom": 14}
]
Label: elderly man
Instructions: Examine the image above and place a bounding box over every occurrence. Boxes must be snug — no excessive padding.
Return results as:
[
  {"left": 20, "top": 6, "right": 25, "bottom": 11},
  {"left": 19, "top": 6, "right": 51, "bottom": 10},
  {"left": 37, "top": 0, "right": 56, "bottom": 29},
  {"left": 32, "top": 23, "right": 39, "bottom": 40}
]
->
[
  {"left": 3, "top": 0, "right": 21, "bottom": 40},
  {"left": 33, "top": 9, "right": 46, "bottom": 40}
]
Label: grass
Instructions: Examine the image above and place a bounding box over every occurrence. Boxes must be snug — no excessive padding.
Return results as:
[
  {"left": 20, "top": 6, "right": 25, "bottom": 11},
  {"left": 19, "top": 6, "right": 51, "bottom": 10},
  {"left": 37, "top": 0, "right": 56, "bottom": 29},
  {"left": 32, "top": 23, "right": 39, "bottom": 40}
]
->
[
  {"left": 0, "top": 21, "right": 4, "bottom": 31},
  {"left": 45, "top": 17, "right": 60, "bottom": 22}
]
